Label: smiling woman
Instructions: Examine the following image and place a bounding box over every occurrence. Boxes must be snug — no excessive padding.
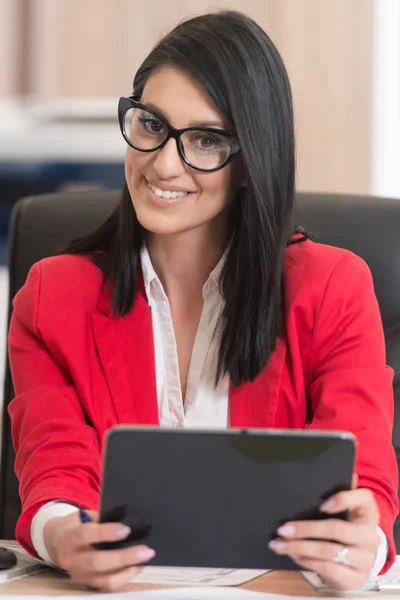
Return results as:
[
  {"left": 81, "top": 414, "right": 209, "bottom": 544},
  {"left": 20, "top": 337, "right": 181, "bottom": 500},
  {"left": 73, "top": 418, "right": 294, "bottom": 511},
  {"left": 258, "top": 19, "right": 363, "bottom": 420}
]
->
[
  {"left": 7, "top": 9, "right": 398, "bottom": 594},
  {"left": 123, "top": 67, "right": 245, "bottom": 241}
]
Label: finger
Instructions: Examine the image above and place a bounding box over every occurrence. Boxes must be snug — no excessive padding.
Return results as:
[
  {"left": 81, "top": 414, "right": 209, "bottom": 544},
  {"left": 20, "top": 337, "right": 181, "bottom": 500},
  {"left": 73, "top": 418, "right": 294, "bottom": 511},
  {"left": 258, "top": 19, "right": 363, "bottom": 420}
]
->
[
  {"left": 276, "top": 520, "right": 380, "bottom": 551},
  {"left": 290, "top": 556, "right": 370, "bottom": 591},
  {"left": 73, "top": 521, "right": 132, "bottom": 548},
  {"left": 72, "top": 565, "right": 144, "bottom": 592},
  {"left": 269, "top": 538, "right": 375, "bottom": 572},
  {"left": 320, "top": 488, "right": 379, "bottom": 525},
  {"left": 57, "top": 520, "right": 134, "bottom": 570},
  {"left": 351, "top": 473, "right": 358, "bottom": 490},
  {"left": 70, "top": 545, "right": 155, "bottom": 574}
]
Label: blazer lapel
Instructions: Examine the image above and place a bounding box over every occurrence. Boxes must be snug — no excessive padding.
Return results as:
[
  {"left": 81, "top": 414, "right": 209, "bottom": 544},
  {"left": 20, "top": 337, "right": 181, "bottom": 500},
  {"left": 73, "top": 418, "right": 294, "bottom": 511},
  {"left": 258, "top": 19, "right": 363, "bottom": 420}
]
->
[
  {"left": 230, "top": 335, "right": 287, "bottom": 428},
  {"left": 91, "top": 275, "right": 159, "bottom": 426}
]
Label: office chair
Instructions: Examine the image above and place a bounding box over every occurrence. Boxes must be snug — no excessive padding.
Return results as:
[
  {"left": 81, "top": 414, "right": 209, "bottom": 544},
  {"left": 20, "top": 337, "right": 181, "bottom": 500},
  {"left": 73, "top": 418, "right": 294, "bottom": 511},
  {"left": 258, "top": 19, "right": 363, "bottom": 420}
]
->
[{"left": 0, "top": 190, "right": 399, "bottom": 550}]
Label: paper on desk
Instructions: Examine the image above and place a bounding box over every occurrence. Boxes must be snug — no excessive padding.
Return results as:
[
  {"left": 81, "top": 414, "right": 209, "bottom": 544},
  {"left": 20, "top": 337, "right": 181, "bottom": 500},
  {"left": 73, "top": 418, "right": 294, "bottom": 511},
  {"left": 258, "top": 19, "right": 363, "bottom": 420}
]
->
[
  {"left": 133, "top": 566, "right": 268, "bottom": 586},
  {"left": 0, "top": 542, "right": 265, "bottom": 587},
  {"left": 0, "top": 589, "right": 373, "bottom": 600},
  {"left": 302, "top": 553, "right": 400, "bottom": 592}
]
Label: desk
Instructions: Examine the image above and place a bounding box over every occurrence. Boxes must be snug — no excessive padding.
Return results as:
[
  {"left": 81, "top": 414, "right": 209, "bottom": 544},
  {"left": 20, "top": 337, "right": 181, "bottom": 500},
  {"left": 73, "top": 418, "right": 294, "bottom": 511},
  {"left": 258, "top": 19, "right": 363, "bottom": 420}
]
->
[{"left": 0, "top": 565, "right": 382, "bottom": 598}]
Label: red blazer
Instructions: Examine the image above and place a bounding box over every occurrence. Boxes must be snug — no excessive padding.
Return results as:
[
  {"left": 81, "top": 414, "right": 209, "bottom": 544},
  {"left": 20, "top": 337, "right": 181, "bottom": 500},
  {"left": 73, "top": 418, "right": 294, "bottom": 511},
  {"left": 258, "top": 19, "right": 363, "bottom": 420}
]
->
[{"left": 8, "top": 239, "right": 399, "bottom": 570}]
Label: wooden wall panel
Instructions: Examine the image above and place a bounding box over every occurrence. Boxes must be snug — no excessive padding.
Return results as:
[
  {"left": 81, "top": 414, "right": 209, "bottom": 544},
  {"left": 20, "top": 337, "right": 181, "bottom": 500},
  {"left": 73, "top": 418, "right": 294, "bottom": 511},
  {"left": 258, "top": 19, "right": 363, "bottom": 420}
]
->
[{"left": 6, "top": 0, "right": 375, "bottom": 194}]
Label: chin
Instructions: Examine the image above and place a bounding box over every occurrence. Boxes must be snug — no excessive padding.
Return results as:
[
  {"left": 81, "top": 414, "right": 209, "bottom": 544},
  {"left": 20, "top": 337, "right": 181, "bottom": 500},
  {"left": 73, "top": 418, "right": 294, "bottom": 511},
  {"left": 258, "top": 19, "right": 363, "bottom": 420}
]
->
[{"left": 135, "top": 209, "right": 191, "bottom": 236}]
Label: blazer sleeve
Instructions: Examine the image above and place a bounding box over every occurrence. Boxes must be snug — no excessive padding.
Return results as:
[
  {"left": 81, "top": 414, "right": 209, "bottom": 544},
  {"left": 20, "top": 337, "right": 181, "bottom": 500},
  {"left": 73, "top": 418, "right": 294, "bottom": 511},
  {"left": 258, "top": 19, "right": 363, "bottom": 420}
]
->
[
  {"left": 8, "top": 262, "right": 101, "bottom": 557},
  {"left": 306, "top": 254, "right": 399, "bottom": 573}
]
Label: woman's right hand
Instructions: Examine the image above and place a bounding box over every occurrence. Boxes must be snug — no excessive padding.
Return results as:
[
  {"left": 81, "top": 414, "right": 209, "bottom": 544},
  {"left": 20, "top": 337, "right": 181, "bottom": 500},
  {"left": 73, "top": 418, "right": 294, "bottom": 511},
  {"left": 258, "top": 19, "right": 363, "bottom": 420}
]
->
[{"left": 43, "top": 511, "right": 156, "bottom": 591}]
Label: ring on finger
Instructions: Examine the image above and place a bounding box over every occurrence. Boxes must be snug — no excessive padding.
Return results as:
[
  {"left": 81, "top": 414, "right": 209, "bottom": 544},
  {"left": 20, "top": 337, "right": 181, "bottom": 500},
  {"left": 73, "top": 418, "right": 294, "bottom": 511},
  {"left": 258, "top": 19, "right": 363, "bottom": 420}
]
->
[{"left": 333, "top": 545, "right": 350, "bottom": 566}]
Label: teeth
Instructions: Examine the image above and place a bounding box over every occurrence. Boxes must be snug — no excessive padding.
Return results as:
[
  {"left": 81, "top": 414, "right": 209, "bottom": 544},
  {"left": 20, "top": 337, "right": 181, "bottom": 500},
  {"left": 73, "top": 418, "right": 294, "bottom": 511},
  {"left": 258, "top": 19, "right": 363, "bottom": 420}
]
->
[{"left": 148, "top": 182, "right": 188, "bottom": 199}]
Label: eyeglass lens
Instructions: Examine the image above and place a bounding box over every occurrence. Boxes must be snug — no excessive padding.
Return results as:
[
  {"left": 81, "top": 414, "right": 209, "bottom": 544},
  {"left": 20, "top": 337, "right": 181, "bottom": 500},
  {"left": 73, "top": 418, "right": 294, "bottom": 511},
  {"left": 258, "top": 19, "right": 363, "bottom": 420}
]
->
[{"left": 123, "top": 107, "right": 232, "bottom": 170}]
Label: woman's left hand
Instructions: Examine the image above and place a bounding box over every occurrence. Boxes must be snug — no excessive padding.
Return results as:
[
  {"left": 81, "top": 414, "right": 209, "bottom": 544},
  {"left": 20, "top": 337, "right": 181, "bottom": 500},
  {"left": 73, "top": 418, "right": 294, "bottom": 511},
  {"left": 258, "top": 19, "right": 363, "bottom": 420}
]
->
[{"left": 268, "top": 483, "right": 382, "bottom": 591}]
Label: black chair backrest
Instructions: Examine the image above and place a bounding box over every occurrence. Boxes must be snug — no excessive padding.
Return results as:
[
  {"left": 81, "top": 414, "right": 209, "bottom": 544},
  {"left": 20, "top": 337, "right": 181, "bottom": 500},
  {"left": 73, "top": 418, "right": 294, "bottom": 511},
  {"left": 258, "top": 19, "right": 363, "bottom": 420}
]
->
[{"left": 1, "top": 191, "right": 399, "bottom": 547}]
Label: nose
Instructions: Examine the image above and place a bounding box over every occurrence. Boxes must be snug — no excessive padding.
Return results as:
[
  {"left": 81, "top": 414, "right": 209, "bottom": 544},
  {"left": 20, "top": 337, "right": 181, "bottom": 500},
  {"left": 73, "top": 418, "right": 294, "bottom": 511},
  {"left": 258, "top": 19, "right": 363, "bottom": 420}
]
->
[{"left": 152, "top": 137, "right": 186, "bottom": 179}]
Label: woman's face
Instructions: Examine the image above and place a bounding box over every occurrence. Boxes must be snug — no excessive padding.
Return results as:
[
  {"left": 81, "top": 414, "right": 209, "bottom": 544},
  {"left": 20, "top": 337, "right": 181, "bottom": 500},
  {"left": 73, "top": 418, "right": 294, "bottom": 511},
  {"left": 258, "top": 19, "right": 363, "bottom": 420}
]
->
[{"left": 124, "top": 66, "right": 243, "bottom": 236}]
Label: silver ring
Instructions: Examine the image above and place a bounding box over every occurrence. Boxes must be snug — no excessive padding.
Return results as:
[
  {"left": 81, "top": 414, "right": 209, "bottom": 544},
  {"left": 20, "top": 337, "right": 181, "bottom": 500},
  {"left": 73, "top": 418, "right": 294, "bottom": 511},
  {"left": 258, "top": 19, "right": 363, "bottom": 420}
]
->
[{"left": 333, "top": 546, "right": 350, "bottom": 566}]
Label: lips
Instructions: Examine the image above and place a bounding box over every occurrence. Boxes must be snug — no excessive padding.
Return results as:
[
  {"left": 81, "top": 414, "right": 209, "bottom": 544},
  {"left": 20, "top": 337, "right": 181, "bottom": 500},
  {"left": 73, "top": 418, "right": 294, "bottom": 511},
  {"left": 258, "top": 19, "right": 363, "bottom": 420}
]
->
[
  {"left": 147, "top": 182, "right": 189, "bottom": 200},
  {"left": 145, "top": 180, "right": 194, "bottom": 208}
]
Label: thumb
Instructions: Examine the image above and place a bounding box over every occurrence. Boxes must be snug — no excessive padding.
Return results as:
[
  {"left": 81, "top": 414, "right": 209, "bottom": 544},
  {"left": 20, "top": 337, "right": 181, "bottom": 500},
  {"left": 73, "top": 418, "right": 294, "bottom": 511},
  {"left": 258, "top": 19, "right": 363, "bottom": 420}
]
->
[{"left": 352, "top": 472, "right": 358, "bottom": 489}]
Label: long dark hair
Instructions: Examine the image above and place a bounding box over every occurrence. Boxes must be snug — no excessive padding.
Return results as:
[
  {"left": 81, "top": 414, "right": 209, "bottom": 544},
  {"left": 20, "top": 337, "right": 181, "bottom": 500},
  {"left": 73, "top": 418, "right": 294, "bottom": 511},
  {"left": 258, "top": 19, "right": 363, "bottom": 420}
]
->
[{"left": 62, "top": 10, "right": 306, "bottom": 387}]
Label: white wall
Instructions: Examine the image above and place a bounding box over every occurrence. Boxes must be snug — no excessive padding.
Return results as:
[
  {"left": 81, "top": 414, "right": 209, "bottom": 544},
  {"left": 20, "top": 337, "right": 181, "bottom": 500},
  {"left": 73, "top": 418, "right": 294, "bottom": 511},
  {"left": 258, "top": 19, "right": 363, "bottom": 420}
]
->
[
  {"left": 372, "top": 0, "right": 400, "bottom": 198},
  {"left": 0, "top": 269, "right": 8, "bottom": 389}
]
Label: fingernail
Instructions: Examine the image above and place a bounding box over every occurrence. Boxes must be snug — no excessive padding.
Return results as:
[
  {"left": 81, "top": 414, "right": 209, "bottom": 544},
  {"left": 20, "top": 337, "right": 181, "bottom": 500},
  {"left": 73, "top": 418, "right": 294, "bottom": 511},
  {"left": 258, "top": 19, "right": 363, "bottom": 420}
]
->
[
  {"left": 113, "top": 525, "right": 131, "bottom": 538},
  {"left": 320, "top": 499, "right": 335, "bottom": 512},
  {"left": 269, "top": 540, "right": 287, "bottom": 552},
  {"left": 136, "top": 547, "right": 156, "bottom": 562},
  {"left": 277, "top": 524, "right": 296, "bottom": 536}
]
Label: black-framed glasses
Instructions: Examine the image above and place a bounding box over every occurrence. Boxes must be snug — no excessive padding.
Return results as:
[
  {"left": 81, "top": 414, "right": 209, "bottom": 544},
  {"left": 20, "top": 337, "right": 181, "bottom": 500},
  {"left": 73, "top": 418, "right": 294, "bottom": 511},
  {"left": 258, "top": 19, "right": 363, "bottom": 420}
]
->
[{"left": 118, "top": 96, "right": 241, "bottom": 173}]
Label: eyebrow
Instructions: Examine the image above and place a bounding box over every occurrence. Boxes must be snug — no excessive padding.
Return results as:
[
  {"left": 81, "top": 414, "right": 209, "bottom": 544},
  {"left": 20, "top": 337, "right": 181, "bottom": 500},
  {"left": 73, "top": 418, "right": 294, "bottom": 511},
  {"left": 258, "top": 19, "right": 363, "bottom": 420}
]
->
[{"left": 143, "top": 101, "right": 225, "bottom": 129}]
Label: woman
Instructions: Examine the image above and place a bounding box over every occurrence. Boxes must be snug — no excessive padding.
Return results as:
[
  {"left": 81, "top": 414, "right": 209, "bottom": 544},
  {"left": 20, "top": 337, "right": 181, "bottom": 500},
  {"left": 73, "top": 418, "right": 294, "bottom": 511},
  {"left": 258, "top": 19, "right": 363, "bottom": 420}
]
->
[{"left": 8, "top": 10, "right": 398, "bottom": 592}]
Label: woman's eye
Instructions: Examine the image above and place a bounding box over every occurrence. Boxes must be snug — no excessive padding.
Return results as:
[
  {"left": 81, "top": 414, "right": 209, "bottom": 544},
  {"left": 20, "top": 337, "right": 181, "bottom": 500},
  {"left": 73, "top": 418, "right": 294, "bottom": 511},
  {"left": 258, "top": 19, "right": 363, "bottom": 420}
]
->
[
  {"left": 139, "top": 117, "right": 165, "bottom": 135},
  {"left": 201, "top": 136, "right": 215, "bottom": 148},
  {"left": 193, "top": 133, "right": 221, "bottom": 150}
]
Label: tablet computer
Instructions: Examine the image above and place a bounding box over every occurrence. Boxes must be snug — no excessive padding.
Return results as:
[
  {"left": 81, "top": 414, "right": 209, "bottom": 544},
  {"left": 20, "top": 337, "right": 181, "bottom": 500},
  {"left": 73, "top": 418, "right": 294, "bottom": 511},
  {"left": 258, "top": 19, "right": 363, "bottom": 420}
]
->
[{"left": 97, "top": 427, "right": 355, "bottom": 570}]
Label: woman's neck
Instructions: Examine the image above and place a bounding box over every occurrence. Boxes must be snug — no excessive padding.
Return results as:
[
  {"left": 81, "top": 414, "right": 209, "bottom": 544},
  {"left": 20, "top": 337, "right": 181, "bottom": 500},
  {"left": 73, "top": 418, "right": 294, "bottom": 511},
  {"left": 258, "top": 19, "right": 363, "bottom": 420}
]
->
[{"left": 146, "top": 218, "right": 228, "bottom": 301}]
